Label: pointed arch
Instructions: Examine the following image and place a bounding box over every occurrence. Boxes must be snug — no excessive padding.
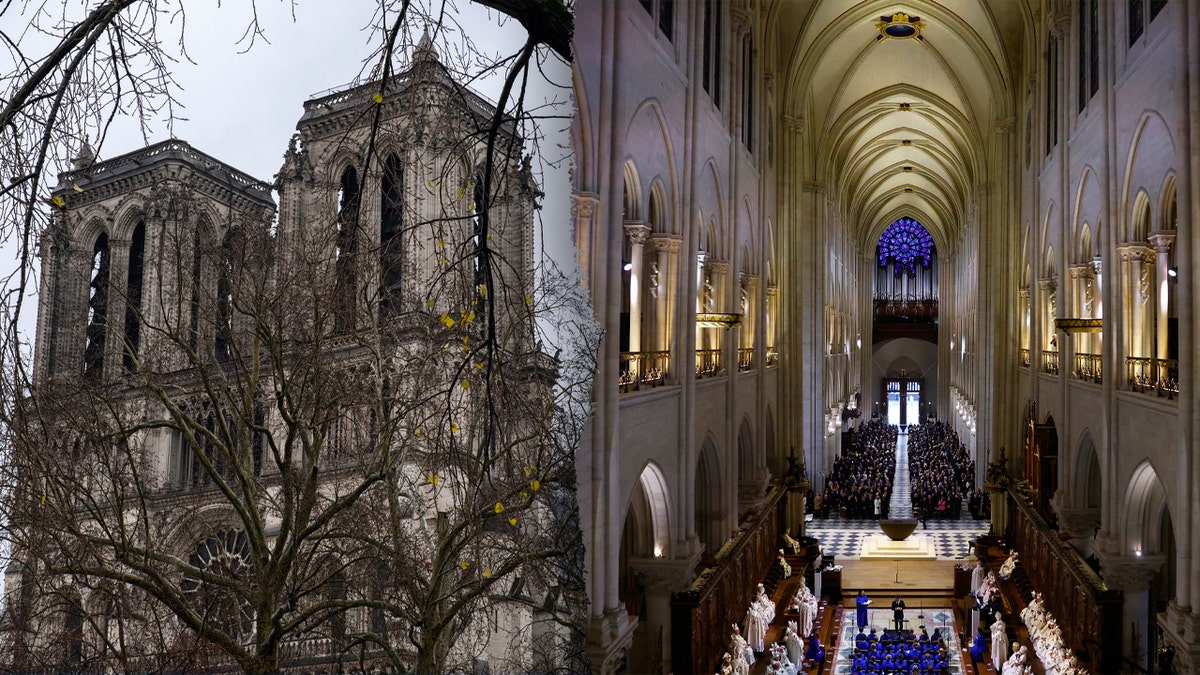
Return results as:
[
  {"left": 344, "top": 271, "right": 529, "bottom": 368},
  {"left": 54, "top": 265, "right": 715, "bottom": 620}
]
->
[
  {"left": 695, "top": 434, "right": 724, "bottom": 554},
  {"left": 1120, "top": 460, "right": 1170, "bottom": 556},
  {"left": 622, "top": 461, "right": 674, "bottom": 559},
  {"left": 622, "top": 161, "right": 642, "bottom": 221},
  {"left": 1073, "top": 430, "right": 1101, "bottom": 509},
  {"left": 1130, "top": 190, "right": 1152, "bottom": 242}
]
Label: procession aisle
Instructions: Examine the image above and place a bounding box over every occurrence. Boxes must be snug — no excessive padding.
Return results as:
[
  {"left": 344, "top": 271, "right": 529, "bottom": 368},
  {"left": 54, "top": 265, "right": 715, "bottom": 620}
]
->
[{"left": 889, "top": 431, "right": 912, "bottom": 519}]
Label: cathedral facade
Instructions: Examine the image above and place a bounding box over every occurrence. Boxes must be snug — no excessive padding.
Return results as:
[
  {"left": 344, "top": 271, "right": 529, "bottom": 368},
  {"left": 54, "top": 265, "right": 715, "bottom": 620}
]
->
[
  {"left": 6, "top": 39, "right": 582, "bottom": 673},
  {"left": 573, "top": 0, "right": 1200, "bottom": 673}
]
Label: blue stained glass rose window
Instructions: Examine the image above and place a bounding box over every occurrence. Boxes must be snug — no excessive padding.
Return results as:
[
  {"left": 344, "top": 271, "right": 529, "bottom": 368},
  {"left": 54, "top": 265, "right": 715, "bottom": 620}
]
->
[{"left": 877, "top": 218, "right": 935, "bottom": 274}]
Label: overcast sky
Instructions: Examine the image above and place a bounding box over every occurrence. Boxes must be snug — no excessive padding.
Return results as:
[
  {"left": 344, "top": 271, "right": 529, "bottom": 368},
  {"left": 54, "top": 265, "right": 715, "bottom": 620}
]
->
[{"left": 4, "top": 0, "right": 575, "bottom": 341}]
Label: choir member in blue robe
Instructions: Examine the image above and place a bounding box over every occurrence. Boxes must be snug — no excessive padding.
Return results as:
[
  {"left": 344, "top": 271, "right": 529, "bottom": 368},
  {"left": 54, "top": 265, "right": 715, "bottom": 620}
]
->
[
  {"left": 804, "top": 636, "right": 825, "bottom": 666},
  {"left": 856, "top": 590, "right": 871, "bottom": 628},
  {"left": 970, "top": 630, "right": 987, "bottom": 663}
]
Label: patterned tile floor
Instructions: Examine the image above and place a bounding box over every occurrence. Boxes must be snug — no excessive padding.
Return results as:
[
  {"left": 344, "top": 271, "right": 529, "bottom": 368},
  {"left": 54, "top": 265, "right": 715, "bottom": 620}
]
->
[
  {"left": 829, "top": 607, "right": 964, "bottom": 675},
  {"left": 809, "top": 429, "right": 990, "bottom": 559}
]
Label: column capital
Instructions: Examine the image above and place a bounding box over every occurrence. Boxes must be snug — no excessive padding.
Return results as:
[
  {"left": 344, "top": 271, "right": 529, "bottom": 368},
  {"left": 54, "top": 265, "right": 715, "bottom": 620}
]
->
[
  {"left": 571, "top": 192, "right": 599, "bottom": 219},
  {"left": 801, "top": 181, "right": 827, "bottom": 195},
  {"left": 1068, "top": 263, "right": 1095, "bottom": 280},
  {"left": 782, "top": 114, "right": 806, "bottom": 135},
  {"left": 1038, "top": 277, "right": 1057, "bottom": 293},
  {"left": 648, "top": 232, "right": 682, "bottom": 253},
  {"left": 623, "top": 220, "right": 651, "bottom": 246},
  {"left": 993, "top": 116, "right": 1016, "bottom": 135},
  {"left": 630, "top": 553, "right": 700, "bottom": 592},
  {"left": 1050, "top": 500, "right": 1100, "bottom": 539},
  {"left": 1148, "top": 230, "right": 1176, "bottom": 253},
  {"left": 706, "top": 259, "right": 731, "bottom": 275},
  {"left": 741, "top": 273, "right": 760, "bottom": 289},
  {"left": 1117, "top": 242, "right": 1154, "bottom": 262},
  {"left": 766, "top": 284, "right": 779, "bottom": 297},
  {"left": 1018, "top": 287, "right": 1031, "bottom": 299},
  {"left": 1100, "top": 557, "right": 1162, "bottom": 592}
]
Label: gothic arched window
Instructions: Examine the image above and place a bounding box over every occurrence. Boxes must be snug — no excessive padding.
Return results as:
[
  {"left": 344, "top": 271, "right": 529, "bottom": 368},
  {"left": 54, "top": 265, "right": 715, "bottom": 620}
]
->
[
  {"left": 215, "top": 229, "right": 234, "bottom": 362},
  {"left": 334, "top": 167, "right": 361, "bottom": 330},
  {"left": 123, "top": 221, "right": 145, "bottom": 371},
  {"left": 84, "top": 232, "right": 111, "bottom": 378},
  {"left": 877, "top": 218, "right": 935, "bottom": 274},
  {"left": 182, "top": 530, "right": 253, "bottom": 638},
  {"left": 380, "top": 154, "right": 404, "bottom": 315}
]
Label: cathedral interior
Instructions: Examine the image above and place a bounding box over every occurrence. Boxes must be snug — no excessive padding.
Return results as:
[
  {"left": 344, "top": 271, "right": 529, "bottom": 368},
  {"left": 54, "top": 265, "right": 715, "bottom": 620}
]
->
[{"left": 572, "top": 0, "right": 1200, "bottom": 673}]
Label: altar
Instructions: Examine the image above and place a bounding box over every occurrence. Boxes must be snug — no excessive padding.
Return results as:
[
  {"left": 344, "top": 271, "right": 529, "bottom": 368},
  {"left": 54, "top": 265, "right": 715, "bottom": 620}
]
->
[{"left": 859, "top": 532, "right": 937, "bottom": 559}]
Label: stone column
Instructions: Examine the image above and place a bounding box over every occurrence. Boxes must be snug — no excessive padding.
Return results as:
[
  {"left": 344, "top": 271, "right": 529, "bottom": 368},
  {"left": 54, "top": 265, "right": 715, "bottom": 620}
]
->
[
  {"left": 631, "top": 554, "right": 700, "bottom": 675},
  {"left": 1038, "top": 278, "right": 1058, "bottom": 372},
  {"left": 624, "top": 221, "right": 651, "bottom": 353},
  {"left": 649, "top": 233, "right": 682, "bottom": 354},
  {"left": 1149, "top": 231, "right": 1176, "bottom": 360},
  {"left": 1019, "top": 287, "right": 1032, "bottom": 364},
  {"left": 741, "top": 274, "right": 760, "bottom": 358},
  {"left": 1103, "top": 558, "right": 1163, "bottom": 671},
  {"left": 765, "top": 285, "right": 778, "bottom": 363},
  {"left": 708, "top": 259, "right": 730, "bottom": 373},
  {"left": 572, "top": 192, "right": 600, "bottom": 292}
]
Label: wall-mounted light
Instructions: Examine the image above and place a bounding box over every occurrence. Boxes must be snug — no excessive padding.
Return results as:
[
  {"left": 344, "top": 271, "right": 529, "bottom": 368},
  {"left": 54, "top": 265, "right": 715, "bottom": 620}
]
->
[
  {"left": 1135, "top": 549, "right": 1143, "bottom": 557},
  {"left": 622, "top": 261, "right": 632, "bottom": 272},
  {"left": 1168, "top": 266, "right": 1178, "bottom": 278},
  {"left": 654, "top": 546, "right": 663, "bottom": 558}
]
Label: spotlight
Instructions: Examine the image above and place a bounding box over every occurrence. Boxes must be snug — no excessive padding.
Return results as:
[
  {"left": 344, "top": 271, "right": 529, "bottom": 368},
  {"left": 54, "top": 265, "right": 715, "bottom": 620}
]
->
[
  {"left": 622, "top": 261, "right": 632, "bottom": 272},
  {"left": 1168, "top": 266, "right": 1178, "bottom": 278}
]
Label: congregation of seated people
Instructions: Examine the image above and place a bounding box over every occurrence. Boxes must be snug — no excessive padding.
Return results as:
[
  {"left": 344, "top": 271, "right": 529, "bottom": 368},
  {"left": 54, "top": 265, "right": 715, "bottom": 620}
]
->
[
  {"left": 852, "top": 628, "right": 952, "bottom": 675},
  {"left": 908, "top": 422, "right": 974, "bottom": 520},
  {"left": 817, "top": 420, "right": 897, "bottom": 519}
]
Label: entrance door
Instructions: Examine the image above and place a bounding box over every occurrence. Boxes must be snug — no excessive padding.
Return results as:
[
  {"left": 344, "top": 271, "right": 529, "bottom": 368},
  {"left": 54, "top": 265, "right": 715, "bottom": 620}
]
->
[{"left": 882, "top": 375, "right": 924, "bottom": 426}]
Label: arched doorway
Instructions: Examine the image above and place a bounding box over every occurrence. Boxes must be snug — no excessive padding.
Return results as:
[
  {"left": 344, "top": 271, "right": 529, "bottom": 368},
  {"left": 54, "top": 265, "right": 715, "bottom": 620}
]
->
[
  {"left": 695, "top": 436, "right": 723, "bottom": 555},
  {"left": 618, "top": 463, "right": 672, "bottom": 674},
  {"left": 1116, "top": 462, "right": 1176, "bottom": 670}
]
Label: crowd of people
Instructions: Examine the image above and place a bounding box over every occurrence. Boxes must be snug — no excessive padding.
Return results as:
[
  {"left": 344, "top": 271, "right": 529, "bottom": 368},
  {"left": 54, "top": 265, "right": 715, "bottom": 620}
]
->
[
  {"left": 817, "top": 420, "right": 898, "bottom": 519},
  {"left": 907, "top": 422, "right": 974, "bottom": 520},
  {"left": 851, "top": 627, "right": 953, "bottom": 674}
]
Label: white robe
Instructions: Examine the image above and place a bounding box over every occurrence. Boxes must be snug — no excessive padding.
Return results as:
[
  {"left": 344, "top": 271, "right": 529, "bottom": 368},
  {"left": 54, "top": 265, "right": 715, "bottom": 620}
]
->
[
  {"left": 991, "top": 618, "right": 1008, "bottom": 672},
  {"left": 785, "top": 628, "right": 803, "bottom": 665}
]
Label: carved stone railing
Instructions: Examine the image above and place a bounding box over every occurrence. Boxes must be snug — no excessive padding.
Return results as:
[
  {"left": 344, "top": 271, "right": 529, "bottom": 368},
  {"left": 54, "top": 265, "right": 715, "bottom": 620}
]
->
[
  {"left": 1006, "top": 488, "right": 1122, "bottom": 673},
  {"left": 671, "top": 488, "right": 786, "bottom": 675},
  {"left": 1020, "top": 348, "right": 1031, "bottom": 368},
  {"left": 1072, "top": 352, "right": 1102, "bottom": 383},
  {"left": 696, "top": 349, "right": 723, "bottom": 378},
  {"left": 1127, "top": 357, "right": 1179, "bottom": 398},
  {"left": 618, "top": 351, "right": 670, "bottom": 393},
  {"left": 737, "top": 348, "right": 755, "bottom": 372},
  {"left": 1041, "top": 350, "right": 1060, "bottom": 375},
  {"left": 873, "top": 298, "right": 938, "bottom": 321}
]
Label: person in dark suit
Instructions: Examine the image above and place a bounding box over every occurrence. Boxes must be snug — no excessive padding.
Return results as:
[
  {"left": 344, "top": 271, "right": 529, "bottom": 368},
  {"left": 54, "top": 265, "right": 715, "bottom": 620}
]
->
[{"left": 891, "top": 596, "right": 906, "bottom": 631}]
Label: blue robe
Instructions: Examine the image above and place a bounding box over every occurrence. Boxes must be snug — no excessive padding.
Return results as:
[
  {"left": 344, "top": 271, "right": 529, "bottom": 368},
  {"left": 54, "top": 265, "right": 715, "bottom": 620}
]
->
[
  {"left": 856, "top": 594, "right": 870, "bottom": 627},
  {"left": 969, "top": 633, "right": 987, "bottom": 662}
]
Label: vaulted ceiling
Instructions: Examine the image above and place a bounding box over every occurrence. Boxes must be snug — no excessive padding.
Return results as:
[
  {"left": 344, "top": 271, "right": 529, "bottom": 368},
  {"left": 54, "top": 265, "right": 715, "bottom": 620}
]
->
[{"left": 773, "top": 0, "right": 1033, "bottom": 256}]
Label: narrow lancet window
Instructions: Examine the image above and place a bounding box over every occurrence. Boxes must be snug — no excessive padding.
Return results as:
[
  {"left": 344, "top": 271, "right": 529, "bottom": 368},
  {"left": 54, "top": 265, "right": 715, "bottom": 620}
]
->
[
  {"left": 335, "top": 167, "right": 361, "bottom": 330},
  {"left": 84, "top": 232, "right": 111, "bottom": 377},
  {"left": 380, "top": 155, "right": 404, "bottom": 315},
  {"left": 123, "top": 222, "right": 145, "bottom": 370}
]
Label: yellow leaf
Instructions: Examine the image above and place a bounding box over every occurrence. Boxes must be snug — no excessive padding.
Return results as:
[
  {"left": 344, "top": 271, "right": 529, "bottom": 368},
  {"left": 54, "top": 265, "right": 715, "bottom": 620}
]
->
[
  {"left": 450, "top": 422, "right": 459, "bottom": 433},
  {"left": 372, "top": 92, "right": 384, "bottom": 104},
  {"left": 39, "top": 494, "right": 46, "bottom": 506},
  {"left": 461, "top": 380, "right": 471, "bottom": 389},
  {"left": 457, "top": 187, "right": 464, "bottom": 199},
  {"left": 439, "top": 257, "right": 448, "bottom": 265},
  {"left": 72, "top": 183, "right": 83, "bottom": 192},
  {"left": 474, "top": 362, "right": 484, "bottom": 370},
  {"left": 478, "top": 284, "right": 487, "bottom": 297},
  {"left": 51, "top": 195, "right": 65, "bottom": 209},
  {"left": 524, "top": 296, "right": 533, "bottom": 305},
  {"left": 508, "top": 517, "right": 518, "bottom": 526},
  {"left": 437, "top": 239, "right": 445, "bottom": 249},
  {"left": 523, "top": 466, "right": 533, "bottom": 477},
  {"left": 460, "top": 561, "right": 470, "bottom": 570},
  {"left": 494, "top": 501, "right": 505, "bottom": 514},
  {"left": 530, "top": 479, "right": 541, "bottom": 492},
  {"left": 483, "top": 567, "right": 492, "bottom": 578},
  {"left": 415, "top": 427, "right": 423, "bottom": 438},
  {"left": 440, "top": 314, "right": 455, "bottom": 329},
  {"left": 461, "top": 311, "right": 475, "bottom": 324},
  {"left": 519, "top": 491, "right": 528, "bottom": 500},
  {"left": 427, "top": 180, "right": 434, "bottom": 190},
  {"left": 428, "top": 473, "right": 438, "bottom": 485}
]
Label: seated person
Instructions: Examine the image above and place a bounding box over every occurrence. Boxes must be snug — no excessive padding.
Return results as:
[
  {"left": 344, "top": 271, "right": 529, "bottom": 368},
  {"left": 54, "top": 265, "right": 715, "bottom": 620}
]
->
[
  {"left": 856, "top": 628, "right": 867, "bottom": 643},
  {"left": 931, "top": 627, "right": 942, "bottom": 642},
  {"left": 867, "top": 628, "right": 879, "bottom": 642},
  {"left": 804, "top": 636, "right": 825, "bottom": 664},
  {"left": 918, "top": 628, "right": 930, "bottom": 642}
]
